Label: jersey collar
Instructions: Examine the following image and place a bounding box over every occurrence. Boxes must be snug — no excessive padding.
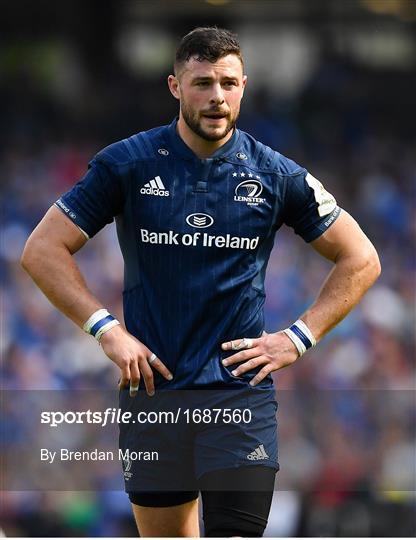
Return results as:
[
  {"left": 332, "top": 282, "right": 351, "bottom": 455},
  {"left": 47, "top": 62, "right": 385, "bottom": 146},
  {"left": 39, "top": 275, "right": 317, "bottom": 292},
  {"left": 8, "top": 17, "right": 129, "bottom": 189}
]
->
[{"left": 166, "top": 117, "right": 241, "bottom": 160}]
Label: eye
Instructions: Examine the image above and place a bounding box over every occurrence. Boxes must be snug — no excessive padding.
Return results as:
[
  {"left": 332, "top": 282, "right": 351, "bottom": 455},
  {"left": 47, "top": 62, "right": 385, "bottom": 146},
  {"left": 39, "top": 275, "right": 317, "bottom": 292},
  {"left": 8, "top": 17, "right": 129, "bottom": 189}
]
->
[
  {"left": 224, "top": 81, "right": 237, "bottom": 87},
  {"left": 196, "top": 81, "right": 209, "bottom": 87}
]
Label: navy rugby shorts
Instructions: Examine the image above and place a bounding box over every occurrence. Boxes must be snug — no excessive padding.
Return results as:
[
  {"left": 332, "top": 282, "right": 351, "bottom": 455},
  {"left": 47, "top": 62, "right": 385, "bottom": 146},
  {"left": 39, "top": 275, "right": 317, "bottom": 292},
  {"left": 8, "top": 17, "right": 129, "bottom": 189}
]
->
[{"left": 119, "top": 386, "right": 279, "bottom": 493}]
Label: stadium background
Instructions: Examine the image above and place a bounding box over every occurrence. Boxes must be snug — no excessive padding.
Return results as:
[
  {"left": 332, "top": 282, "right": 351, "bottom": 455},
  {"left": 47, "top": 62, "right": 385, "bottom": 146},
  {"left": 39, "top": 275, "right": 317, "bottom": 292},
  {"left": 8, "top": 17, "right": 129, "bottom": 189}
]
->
[{"left": 1, "top": 0, "right": 415, "bottom": 536}]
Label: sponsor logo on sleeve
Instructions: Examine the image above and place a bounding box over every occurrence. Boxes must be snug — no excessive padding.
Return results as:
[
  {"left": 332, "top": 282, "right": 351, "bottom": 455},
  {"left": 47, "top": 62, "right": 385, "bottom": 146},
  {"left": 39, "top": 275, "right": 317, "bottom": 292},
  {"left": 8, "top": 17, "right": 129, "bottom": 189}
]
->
[
  {"left": 305, "top": 173, "right": 337, "bottom": 217},
  {"left": 55, "top": 199, "right": 77, "bottom": 220}
]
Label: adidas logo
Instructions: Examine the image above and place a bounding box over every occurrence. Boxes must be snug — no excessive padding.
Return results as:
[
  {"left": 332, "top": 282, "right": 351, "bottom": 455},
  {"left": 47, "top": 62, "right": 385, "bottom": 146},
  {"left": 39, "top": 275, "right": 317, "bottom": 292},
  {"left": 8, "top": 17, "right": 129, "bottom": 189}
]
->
[
  {"left": 140, "top": 176, "right": 169, "bottom": 197},
  {"left": 247, "top": 444, "right": 269, "bottom": 461}
]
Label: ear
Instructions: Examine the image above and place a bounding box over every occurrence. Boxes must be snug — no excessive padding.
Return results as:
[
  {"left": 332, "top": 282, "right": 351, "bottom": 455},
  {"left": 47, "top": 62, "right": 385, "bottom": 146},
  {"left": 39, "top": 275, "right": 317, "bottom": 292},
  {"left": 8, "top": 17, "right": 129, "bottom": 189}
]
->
[
  {"left": 241, "top": 75, "right": 248, "bottom": 97},
  {"left": 168, "top": 75, "right": 180, "bottom": 100}
]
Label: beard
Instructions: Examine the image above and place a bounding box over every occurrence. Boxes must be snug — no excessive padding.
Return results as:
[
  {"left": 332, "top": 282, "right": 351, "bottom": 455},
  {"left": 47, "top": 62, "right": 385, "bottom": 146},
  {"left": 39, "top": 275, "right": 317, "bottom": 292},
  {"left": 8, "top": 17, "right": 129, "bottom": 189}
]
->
[{"left": 181, "top": 100, "right": 239, "bottom": 142}]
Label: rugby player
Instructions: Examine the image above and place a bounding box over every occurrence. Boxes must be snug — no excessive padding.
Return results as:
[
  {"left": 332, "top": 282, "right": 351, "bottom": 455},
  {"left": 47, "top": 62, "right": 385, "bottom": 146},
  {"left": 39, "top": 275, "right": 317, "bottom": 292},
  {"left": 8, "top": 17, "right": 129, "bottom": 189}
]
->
[{"left": 21, "top": 27, "right": 381, "bottom": 537}]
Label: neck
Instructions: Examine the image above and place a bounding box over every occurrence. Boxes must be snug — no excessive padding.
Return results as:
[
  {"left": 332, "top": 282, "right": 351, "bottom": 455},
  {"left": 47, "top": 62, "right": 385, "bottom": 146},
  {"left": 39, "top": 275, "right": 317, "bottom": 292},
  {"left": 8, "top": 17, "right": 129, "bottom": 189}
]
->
[{"left": 176, "top": 116, "right": 234, "bottom": 159}]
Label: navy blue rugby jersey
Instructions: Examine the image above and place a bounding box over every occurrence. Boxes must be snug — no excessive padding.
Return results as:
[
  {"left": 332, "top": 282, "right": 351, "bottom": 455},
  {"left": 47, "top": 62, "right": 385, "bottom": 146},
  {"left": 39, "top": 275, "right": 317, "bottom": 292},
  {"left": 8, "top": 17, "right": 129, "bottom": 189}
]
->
[{"left": 55, "top": 119, "right": 341, "bottom": 389}]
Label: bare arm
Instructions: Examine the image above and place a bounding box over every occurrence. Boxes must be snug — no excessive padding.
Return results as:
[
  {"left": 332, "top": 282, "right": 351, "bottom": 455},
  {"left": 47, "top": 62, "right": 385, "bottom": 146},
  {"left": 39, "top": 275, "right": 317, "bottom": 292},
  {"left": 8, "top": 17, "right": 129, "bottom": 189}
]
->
[
  {"left": 221, "top": 210, "right": 381, "bottom": 384},
  {"left": 21, "top": 206, "right": 172, "bottom": 395},
  {"left": 301, "top": 209, "right": 381, "bottom": 339},
  {"left": 21, "top": 206, "right": 99, "bottom": 326}
]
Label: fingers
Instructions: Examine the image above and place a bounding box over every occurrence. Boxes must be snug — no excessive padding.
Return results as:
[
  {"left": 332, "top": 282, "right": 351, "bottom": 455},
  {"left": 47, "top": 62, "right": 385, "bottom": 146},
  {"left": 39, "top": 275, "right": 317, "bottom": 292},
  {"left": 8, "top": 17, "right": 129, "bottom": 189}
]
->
[
  {"left": 228, "top": 356, "right": 267, "bottom": 377},
  {"left": 117, "top": 358, "right": 154, "bottom": 397},
  {"left": 118, "top": 361, "right": 131, "bottom": 391},
  {"left": 118, "top": 377, "right": 129, "bottom": 391},
  {"left": 139, "top": 351, "right": 174, "bottom": 395},
  {"left": 116, "top": 339, "right": 174, "bottom": 397},
  {"left": 138, "top": 357, "right": 155, "bottom": 397},
  {"left": 129, "top": 361, "right": 140, "bottom": 397},
  {"left": 222, "top": 337, "right": 258, "bottom": 351},
  {"left": 148, "top": 354, "right": 173, "bottom": 381},
  {"left": 249, "top": 365, "right": 273, "bottom": 387},
  {"left": 220, "top": 331, "right": 299, "bottom": 386},
  {"left": 222, "top": 347, "right": 261, "bottom": 366}
]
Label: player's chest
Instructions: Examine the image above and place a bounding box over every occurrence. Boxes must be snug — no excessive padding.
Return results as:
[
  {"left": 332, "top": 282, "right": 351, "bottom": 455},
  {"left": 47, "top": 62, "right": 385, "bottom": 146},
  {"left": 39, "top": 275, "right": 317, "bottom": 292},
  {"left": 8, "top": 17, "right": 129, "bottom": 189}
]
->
[{"left": 127, "top": 159, "right": 277, "bottom": 238}]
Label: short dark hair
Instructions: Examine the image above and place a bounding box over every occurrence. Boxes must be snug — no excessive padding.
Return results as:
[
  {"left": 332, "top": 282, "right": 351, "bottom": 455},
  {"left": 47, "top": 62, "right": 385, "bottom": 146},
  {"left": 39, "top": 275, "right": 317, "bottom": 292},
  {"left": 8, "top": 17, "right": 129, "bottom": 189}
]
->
[{"left": 174, "top": 26, "right": 243, "bottom": 75}]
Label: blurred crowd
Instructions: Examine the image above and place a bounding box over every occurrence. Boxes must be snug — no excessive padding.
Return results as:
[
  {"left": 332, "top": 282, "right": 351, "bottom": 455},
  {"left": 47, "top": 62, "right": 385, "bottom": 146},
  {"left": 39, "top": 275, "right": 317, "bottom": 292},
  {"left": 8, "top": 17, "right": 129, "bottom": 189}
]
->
[{"left": 1, "top": 24, "right": 415, "bottom": 539}]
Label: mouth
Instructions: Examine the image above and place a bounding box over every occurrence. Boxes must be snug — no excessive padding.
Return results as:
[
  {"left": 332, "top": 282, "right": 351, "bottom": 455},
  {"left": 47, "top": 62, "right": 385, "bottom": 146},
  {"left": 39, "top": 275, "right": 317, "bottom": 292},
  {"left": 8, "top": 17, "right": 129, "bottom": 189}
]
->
[{"left": 202, "top": 111, "right": 228, "bottom": 120}]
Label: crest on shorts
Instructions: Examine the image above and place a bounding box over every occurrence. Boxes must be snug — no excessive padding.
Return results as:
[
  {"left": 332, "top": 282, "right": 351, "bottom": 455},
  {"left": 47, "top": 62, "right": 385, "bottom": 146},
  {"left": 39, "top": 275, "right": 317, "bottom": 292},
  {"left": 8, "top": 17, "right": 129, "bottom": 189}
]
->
[{"left": 123, "top": 456, "right": 133, "bottom": 480}]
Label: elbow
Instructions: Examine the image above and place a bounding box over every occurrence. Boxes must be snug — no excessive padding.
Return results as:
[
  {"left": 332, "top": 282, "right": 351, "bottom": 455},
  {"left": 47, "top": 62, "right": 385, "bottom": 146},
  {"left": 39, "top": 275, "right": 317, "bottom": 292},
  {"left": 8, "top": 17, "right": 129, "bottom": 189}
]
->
[
  {"left": 373, "top": 252, "right": 382, "bottom": 281},
  {"left": 20, "top": 239, "right": 34, "bottom": 274},
  {"left": 20, "top": 236, "right": 41, "bottom": 276},
  {"left": 364, "top": 245, "right": 381, "bottom": 285}
]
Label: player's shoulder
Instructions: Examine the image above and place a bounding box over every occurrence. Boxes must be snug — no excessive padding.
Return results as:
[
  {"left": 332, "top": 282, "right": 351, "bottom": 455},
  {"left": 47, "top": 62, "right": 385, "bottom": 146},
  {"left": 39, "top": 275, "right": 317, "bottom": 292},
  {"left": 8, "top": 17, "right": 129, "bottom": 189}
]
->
[
  {"left": 238, "top": 130, "right": 306, "bottom": 177},
  {"left": 93, "top": 124, "right": 170, "bottom": 168}
]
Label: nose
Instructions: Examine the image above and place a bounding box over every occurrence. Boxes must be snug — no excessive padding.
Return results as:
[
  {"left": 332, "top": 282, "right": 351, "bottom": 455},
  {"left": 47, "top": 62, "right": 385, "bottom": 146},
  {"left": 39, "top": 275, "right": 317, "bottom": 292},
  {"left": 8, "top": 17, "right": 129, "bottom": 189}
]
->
[{"left": 209, "top": 82, "right": 225, "bottom": 105}]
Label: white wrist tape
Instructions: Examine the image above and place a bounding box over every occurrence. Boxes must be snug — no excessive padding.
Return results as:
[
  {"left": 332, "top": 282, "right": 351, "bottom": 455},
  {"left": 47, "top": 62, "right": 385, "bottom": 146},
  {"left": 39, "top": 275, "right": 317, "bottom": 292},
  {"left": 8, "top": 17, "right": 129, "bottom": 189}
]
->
[
  {"left": 83, "top": 309, "right": 120, "bottom": 342},
  {"left": 283, "top": 319, "right": 316, "bottom": 357},
  {"left": 83, "top": 309, "right": 110, "bottom": 334}
]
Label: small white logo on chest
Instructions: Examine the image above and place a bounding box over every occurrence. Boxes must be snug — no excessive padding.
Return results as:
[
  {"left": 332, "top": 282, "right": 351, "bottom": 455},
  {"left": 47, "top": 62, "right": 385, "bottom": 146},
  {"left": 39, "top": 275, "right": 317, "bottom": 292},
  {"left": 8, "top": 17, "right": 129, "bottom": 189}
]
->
[
  {"left": 140, "top": 176, "right": 170, "bottom": 197},
  {"left": 186, "top": 213, "right": 214, "bottom": 228},
  {"left": 234, "top": 179, "right": 266, "bottom": 206}
]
